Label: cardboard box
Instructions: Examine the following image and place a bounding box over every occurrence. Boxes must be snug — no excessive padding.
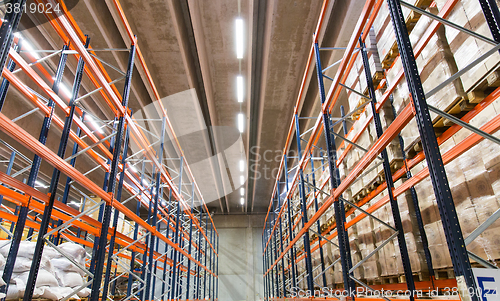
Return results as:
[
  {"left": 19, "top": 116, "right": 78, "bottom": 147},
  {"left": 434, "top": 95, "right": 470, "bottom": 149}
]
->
[{"left": 429, "top": 244, "right": 452, "bottom": 269}]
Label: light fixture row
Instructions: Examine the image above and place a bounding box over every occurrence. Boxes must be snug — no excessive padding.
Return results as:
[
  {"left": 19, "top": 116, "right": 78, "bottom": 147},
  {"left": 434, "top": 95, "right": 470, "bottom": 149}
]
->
[{"left": 236, "top": 18, "right": 246, "bottom": 206}]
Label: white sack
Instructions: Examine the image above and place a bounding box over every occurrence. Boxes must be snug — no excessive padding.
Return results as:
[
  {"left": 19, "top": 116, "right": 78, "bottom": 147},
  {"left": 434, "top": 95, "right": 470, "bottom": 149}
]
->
[{"left": 54, "top": 270, "right": 84, "bottom": 288}]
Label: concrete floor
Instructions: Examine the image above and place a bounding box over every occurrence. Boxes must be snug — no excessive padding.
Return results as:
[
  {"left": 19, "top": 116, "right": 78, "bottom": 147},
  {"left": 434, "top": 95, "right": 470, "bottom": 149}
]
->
[{"left": 213, "top": 215, "right": 265, "bottom": 301}]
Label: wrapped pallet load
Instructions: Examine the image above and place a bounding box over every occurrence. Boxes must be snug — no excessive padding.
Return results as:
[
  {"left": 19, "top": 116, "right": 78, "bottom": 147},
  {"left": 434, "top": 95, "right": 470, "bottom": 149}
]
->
[
  {"left": 0, "top": 241, "right": 90, "bottom": 300},
  {"left": 434, "top": 0, "right": 500, "bottom": 92},
  {"left": 384, "top": 5, "right": 466, "bottom": 153},
  {"left": 357, "top": 209, "right": 381, "bottom": 281}
]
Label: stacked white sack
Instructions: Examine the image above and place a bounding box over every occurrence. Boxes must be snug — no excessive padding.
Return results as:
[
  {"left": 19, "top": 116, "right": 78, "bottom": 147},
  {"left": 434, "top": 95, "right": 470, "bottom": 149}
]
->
[
  {"left": 0, "top": 241, "right": 90, "bottom": 300},
  {"left": 51, "top": 242, "right": 91, "bottom": 299}
]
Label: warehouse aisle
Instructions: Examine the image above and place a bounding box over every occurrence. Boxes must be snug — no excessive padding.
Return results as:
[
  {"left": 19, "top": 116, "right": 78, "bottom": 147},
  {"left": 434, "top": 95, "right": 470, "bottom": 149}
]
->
[{"left": 214, "top": 215, "right": 264, "bottom": 301}]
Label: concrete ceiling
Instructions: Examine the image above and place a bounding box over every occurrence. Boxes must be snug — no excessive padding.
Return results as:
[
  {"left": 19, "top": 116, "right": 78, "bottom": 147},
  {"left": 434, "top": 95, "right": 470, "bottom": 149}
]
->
[{"left": 1, "top": 0, "right": 364, "bottom": 215}]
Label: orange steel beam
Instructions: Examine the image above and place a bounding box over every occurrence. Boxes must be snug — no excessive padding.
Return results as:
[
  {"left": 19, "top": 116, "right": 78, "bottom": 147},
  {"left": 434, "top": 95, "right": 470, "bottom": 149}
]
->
[
  {"left": 61, "top": 0, "right": 219, "bottom": 247},
  {"left": 263, "top": 0, "right": 376, "bottom": 253},
  {"left": 111, "top": 0, "right": 218, "bottom": 237},
  {"left": 5, "top": 0, "right": 217, "bottom": 270},
  {"left": 291, "top": 87, "right": 500, "bottom": 266},
  {"left": 265, "top": 104, "right": 414, "bottom": 275},
  {"left": 1, "top": 71, "right": 202, "bottom": 255},
  {"left": 0, "top": 211, "right": 181, "bottom": 272},
  {"left": 264, "top": 0, "right": 458, "bottom": 255},
  {"left": 263, "top": 0, "right": 331, "bottom": 234},
  {"left": 4, "top": 50, "right": 206, "bottom": 255},
  {"left": 0, "top": 113, "right": 215, "bottom": 277}
]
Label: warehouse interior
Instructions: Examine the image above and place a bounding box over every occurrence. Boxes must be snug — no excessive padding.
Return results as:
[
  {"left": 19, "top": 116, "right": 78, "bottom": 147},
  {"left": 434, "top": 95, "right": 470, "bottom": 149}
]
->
[{"left": 1, "top": 0, "right": 500, "bottom": 300}]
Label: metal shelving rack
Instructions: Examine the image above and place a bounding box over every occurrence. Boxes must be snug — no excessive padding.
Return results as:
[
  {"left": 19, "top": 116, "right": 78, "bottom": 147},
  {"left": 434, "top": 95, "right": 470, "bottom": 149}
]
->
[
  {"left": 262, "top": 0, "right": 500, "bottom": 300},
  {"left": 0, "top": 0, "right": 218, "bottom": 300}
]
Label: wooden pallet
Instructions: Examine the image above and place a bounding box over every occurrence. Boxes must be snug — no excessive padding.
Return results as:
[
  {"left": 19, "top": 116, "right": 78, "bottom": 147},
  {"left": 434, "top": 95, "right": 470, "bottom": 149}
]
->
[
  {"left": 16, "top": 299, "right": 88, "bottom": 301},
  {"left": 363, "top": 71, "right": 386, "bottom": 96},
  {"left": 366, "top": 271, "right": 429, "bottom": 286},
  {"left": 434, "top": 268, "right": 455, "bottom": 280},
  {"left": 349, "top": 158, "right": 402, "bottom": 202},
  {"left": 379, "top": 275, "right": 400, "bottom": 284}
]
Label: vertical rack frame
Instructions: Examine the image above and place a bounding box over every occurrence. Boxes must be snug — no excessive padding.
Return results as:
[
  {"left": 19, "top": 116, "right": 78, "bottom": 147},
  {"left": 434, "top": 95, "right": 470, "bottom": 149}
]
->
[
  {"left": 262, "top": 0, "right": 500, "bottom": 299},
  {"left": 0, "top": 0, "right": 219, "bottom": 300}
]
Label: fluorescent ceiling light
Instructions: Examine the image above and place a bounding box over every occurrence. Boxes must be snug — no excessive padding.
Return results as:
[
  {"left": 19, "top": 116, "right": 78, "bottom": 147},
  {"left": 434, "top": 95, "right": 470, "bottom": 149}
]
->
[
  {"left": 129, "top": 164, "right": 138, "bottom": 173},
  {"left": 59, "top": 83, "right": 73, "bottom": 98},
  {"left": 52, "top": 77, "right": 72, "bottom": 98},
  {"left": 68, "top": 201, "right": 81, "bottom": 207},
  {"left": 240, "top": 197, "right": 245, "bottom": 205},
  {"left": 86, "top": 115, "right": 104, "bottom": 134},
  {"left": 240, "top": 175, "right": 245, "bottom": 185},
  {"left": 235, "top": 18, "right": 244, "bottom": 59},
  {"left": 237, "top": 113, "right": 244, "bottom": 133},
  {"left": 35, "top": 180, "right": 48, "bottom": 188},
  {"left": 142, "top": 179, "right": 149, "bottom": 187},
  {"left": 239, "top": 159, "right": 245, "bottom": 172},
  {"left": 21, "top": 38, "right": 40, "bottom": 59},
  {"left": 237, "top": 75, "right": 244, "bottom": 103},
  {"left": 240, "top": 188, "right": 244, "bottom": 196}
]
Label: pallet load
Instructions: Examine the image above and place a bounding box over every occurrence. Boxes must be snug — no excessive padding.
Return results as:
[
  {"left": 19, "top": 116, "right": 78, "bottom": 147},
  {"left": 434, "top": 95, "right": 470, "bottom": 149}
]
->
[
  {"left": 357, "top": 208, "right": 381, "bottom": 282},
  {"left": 410, "top": 93, "right": 500, "bottom": 272},
  {"left": 0, "top": 241, "right": 90, "bottom": 300},
  {"left": 382, "top": 6, "right": 466, "bottom": 153},
  {"left": 435, "top": 0, "right": 500, "bottom": 93}
]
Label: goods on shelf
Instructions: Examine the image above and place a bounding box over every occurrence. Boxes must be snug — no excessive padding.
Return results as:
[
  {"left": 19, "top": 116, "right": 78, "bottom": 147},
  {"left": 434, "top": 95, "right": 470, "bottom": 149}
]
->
[
  {"left": 434, "top": 0, "right": 500, "bottom": 92},
  {"left": 0, "top": 241, "right": 90, "bottom": 300},
  {"left": 264, "top": 0, "right": 500, "bottom": 295}
]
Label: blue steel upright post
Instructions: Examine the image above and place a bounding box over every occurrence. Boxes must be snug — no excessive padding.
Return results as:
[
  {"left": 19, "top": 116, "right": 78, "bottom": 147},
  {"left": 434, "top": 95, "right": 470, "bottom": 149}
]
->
[
  {"left": 262, "top": 230, "right": 267, "bottom": 300},
  {"left": 0, "top": 152, "right": 15, "bottom": 209},
  {"left": 478, "top": 0, "right": 500, "bottom": 44},
  {"left": 0, "top": 0, "right": 26, "bottom": 75},
  {"left": 162, "top": 187, "right": 174, "bottom": 299},
  {"left": 388, "top": 86, "right": 435, "bottom": 280},
  {"left": 145, "top": 117, "right": 166, "bottom": 300},
  {"left": 272, "top": 194, "right": 280, "bottom": 297},
  {"left": 216, "top": 233, "right": 219, "bottom": 300},
  {"left": 360, "top": 37, "right": 416, "bottom": 299},
  {"left": 127, "top": 157, "right": 147, "bottom": 296},
  {"left": 310, "top": 152, "right": 327, "bottom": 288},
  {"left": 386, "top": 0, "right": 479, "bottom": 299},
  {"left": 283, "top": 155, "right": 297, "bottom": 291},
  {"left": 23, "top": 37, "right": 91, "bottom": 299},
  {"left": 195, "top": 209, "right": 203, "bottom": 300},
  {"left": 1, "top": 40, "right": 73, "bottom": 296},
  {"left": 203, "top": 212, "right": 209, "bottom": 299},
  {"left": 277, "top": 187, "right": 287, "bottom": 296},
  {"left": 313, "top": 41, "right": 355, "bottom": 296},
  {"left": 89, "top": 39, "right": 136, "bottom": 301},
  {"left": 186, "top": 184, "right": 196, "bottom": 299},
  {"left": 294, "top": 114, "right": 315, "bottom": 293},
  {"left": 0, "top": 39, "right": 22, "bottom": 111},
  {"left": 271, "top": 193, "right": 279, "bottom": 297},
  {"left": 169, "top": 157, "right": 184, "bottom": 300},
  {"left": 101, "top": 123, "right": 132, "bottom": 299}
]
